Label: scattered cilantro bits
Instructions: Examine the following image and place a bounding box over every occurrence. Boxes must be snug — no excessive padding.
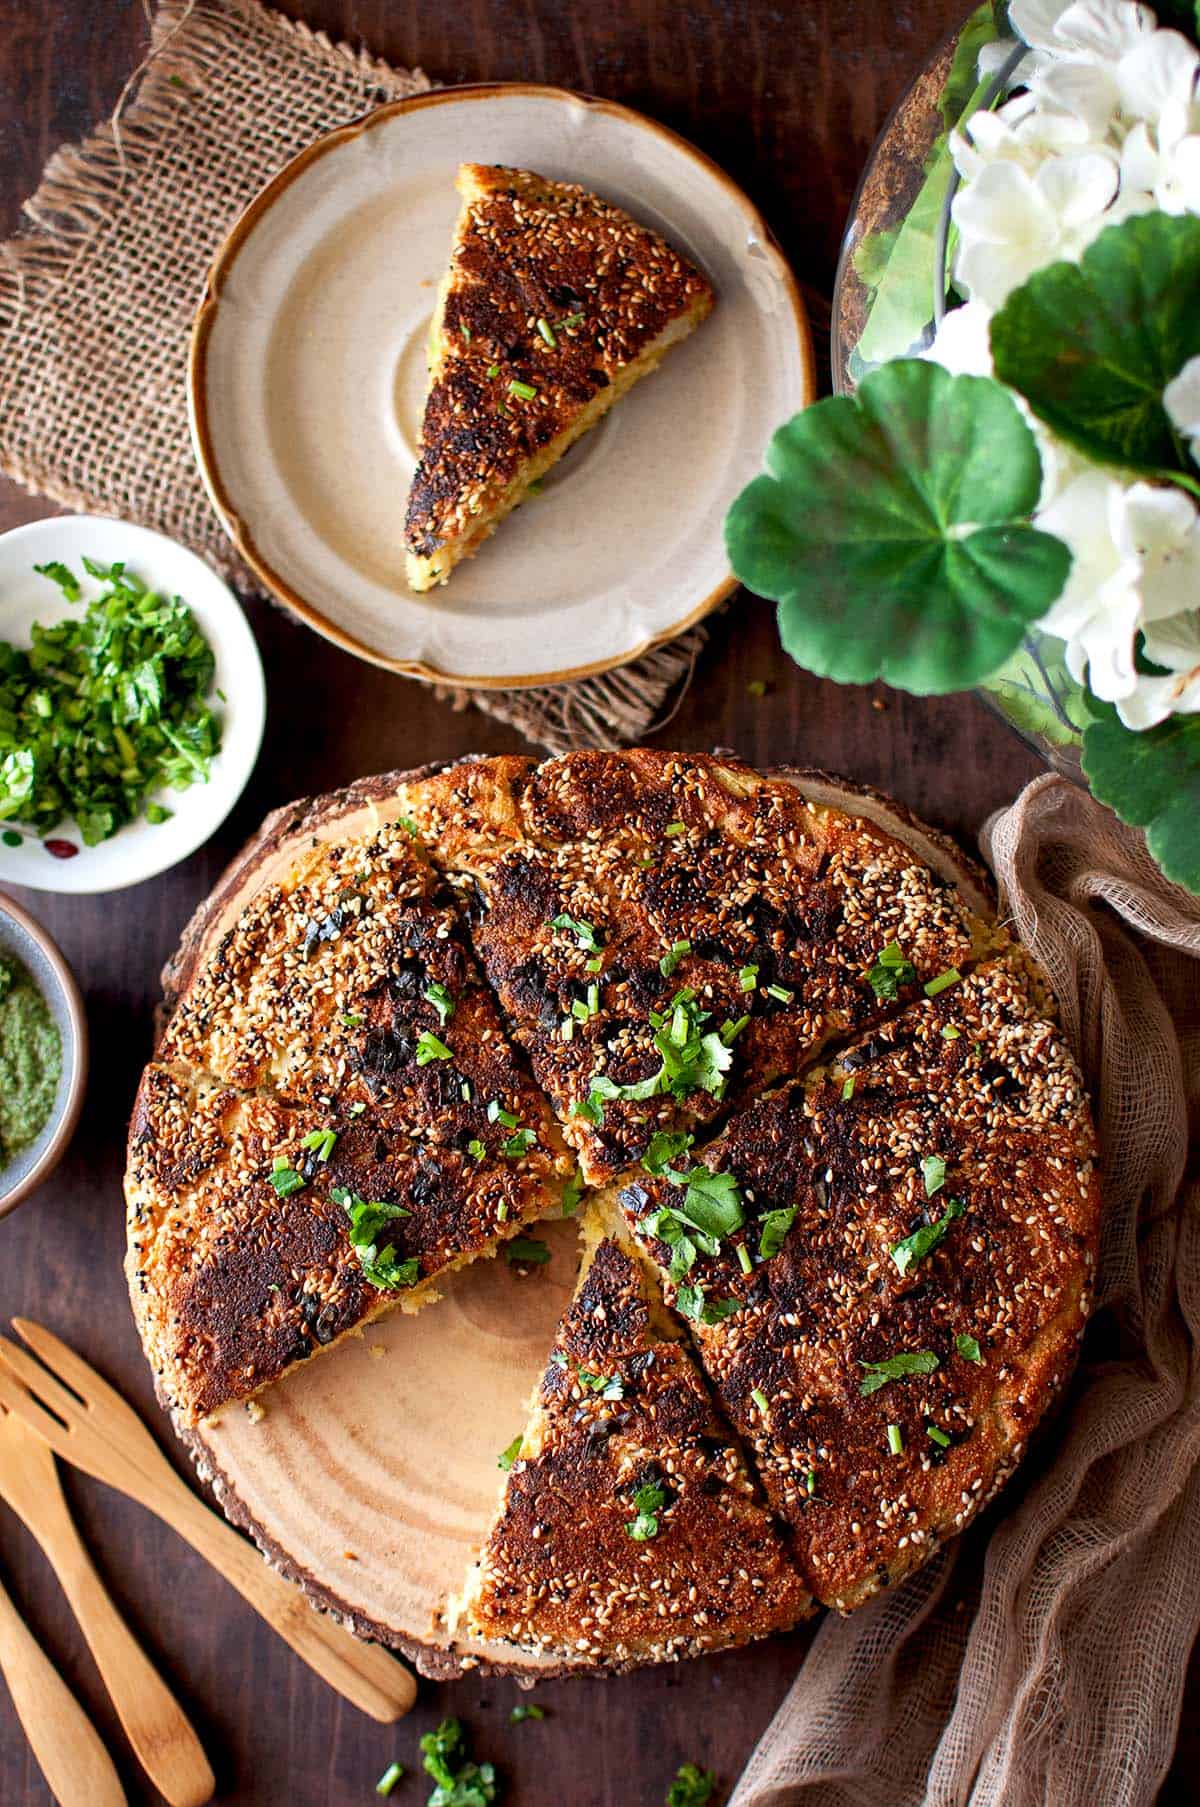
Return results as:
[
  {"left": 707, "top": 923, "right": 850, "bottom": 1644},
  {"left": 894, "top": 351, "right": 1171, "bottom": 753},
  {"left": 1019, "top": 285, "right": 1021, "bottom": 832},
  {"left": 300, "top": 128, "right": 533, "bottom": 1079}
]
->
[
  {"left": 419, "top": 1717, "right": 498, "bottom": 1806},
  {"left": 858, "top": 1349, "right": 939, "bottom": 1396},
  {"left": 865, "top": 941, "right": 916, "bottom": 1001},
  {"left": 625, "top": 1480, "right": 667, "bottom": 1541},
  {"left": 505, "top": 1235, "right": 550, "bottom": 1267},
  {"left": 667, "top": 1763, "right": 717, "bottom": 1807},
  {"left": 333, "top": 1187, "right": 418, "bottom": 1292},
  {"left": 890, "top": 1198, "right": 965, "bottom": 1278},
  {"left": 498, "top": 1435, "right": 523, "bottom": 1472},
  {"left": 509, "top": 1703, "right": 544, "bottom": 1723},
  {"left": 956, "top": 1333, "right": 983, "bottom": 1364},
  {"left": 0, "top": 558, "right": 222, "bottom": 845}
]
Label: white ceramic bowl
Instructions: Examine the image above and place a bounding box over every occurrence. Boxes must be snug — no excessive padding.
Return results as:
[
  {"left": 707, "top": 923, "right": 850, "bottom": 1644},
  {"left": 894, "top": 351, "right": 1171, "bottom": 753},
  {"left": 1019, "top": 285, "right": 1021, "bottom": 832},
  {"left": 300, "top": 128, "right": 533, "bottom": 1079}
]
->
[
  {"left": 190, "top": 83, "right": 815, "bottom": 689},
  {"left": 0, "top": 515, "right": 265, "bottom": 894},
  {"left": 0, "top": 892, "right": 87, "bottom": 1218}
]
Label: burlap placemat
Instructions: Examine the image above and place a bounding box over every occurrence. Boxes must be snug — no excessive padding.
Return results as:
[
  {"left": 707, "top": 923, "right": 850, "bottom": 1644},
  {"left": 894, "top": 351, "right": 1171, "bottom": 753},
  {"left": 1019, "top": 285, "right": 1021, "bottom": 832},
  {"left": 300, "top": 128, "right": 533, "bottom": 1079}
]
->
[
  {"left": 733, "top": 772, "right": 1200, "bottom": 1807},
  {"left": 0, "top": 0, "right": 710, "bottom": 752}
]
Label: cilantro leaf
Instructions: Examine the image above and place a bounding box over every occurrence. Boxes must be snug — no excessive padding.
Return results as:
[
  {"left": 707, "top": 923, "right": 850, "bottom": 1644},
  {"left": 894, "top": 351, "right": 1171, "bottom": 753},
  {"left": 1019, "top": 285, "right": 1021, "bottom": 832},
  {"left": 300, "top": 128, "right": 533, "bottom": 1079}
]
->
[
  {"left": 667, "top": 1763, "right": 718, "bottom": 1807},
  {"left": 1082, "top": 699, "right": 1200, "bottom": 894},
  {"left": 268, "top": 1160, "right": 305, "bottom": 1198},
  {"left": 664, "top": 1166, "right": 744, "bottom": 1241},
  {"left": 424, "top": 981, "right": 455, "bottom": 1025},
  {"left": 510, "top": 1704, "right": 544, "bottom": 1723},
  {"left": 333, "top": 1187, "right": 418, "bottom": 1291},
  {"left": 498, "top": 1435, "right": 523, "bottom": 1471},
  {"left": 415, "top": 1030, "right": 453, "bottom": 1065},
  {"left": 642, "top": 1129, "right": 694, "bottom": 1175},
  {"left": 675, "top": 1284, "right": 742, "bottom": 1326},
  {"left": 725, "top": 361, "right": 1070, "bottom": 693},
  {"left": 625, "top": 1481, "right": 667, "bottom": 1541},
  {"left": 991, "top": 213, "right": 1200, "bottom": 491},
  {"left": 505, "top": 1236, "right": 550, "bottom": 1266},
  {"left": 560, "top": 1168, "right": 585, "bottom": 1216},
  {"left": 500, "top": 1127, "right": 536, "bottom": 1159},
  {"left": 757, "top": 1205, "right": 796, "bottom": 1261},
  {"left": 866, "top": 941, "right": 916, "bottom": 1000},
  {"left": 420, "top": 1718, "right": 498, "bottom": 1807},
  {"left": 550, "top": 913, "right": 603, "bottom": 953},
  {"left": 956, "top": 1333, "right": 983, "bottom": 1363},
  {"left": 890, "top": 1197, "right": 965, "bottom": 1276},
  {"left": 33, "top": 561, "right": 82, "bottom": 600},
  {"left": 920, "top": 1154, "right": 946, "bottom": 1197},
  {"left": 859, "top": 1349, "right": 940, "bottom": 1395},
  {"left": 583, "top": 988, "right": 734, "bottom": 1119}
]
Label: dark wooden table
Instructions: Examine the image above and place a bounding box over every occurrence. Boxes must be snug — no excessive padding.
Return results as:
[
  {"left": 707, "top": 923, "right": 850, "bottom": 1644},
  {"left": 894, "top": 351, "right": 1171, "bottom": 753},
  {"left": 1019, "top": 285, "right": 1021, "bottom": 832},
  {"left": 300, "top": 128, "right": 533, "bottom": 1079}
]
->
[{"left": 0, "top": 1, "right": 1194, "bottom": 1801}]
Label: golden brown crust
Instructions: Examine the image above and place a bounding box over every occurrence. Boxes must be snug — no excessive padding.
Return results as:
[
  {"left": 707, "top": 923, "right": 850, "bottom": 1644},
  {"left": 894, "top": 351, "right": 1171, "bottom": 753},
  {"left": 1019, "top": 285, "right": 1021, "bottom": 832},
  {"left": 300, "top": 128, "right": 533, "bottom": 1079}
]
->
[
  {"left": 418, "top": 750, "right": 999, "bottom": 1183},
  {"left": 617, "top": 952, "right": 1101, "bottom": 1609},
  {"left": 403, "top": 164, "right": 713, "bottom": 574},
  {"left": 127, "top": 821, "right": 569, "bottom": 1425},
  {"left": 461, "top": 1220, "right": 812, "bottom": 1664}
]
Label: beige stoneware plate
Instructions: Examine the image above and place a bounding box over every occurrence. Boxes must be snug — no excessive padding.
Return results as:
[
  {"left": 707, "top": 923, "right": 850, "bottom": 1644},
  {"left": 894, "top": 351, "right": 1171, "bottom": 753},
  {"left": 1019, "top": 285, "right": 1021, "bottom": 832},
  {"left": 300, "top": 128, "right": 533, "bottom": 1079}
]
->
[{"left": 189, "top": 84, "right": 814, "bottom": 689}]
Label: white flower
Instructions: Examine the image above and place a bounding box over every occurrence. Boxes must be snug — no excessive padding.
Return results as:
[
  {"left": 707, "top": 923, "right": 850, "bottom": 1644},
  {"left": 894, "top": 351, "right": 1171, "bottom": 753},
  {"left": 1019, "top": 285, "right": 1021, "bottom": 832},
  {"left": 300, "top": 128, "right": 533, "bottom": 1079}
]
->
[
  {"left": 1124, "top": 103, "right": 1200, "bottom": 208},
  {"left": 1035, "top": 476, "right": 1200, "bottom": 700},
  {"left": 951, "top": 150, "right": 1119, "bottom": 307},
  {"left": 1010, "top": 0, "right": 1155, "bottom": 59},
  {"left": 1164, "top": 354, "right": 1200, "bottom": 462},
  {"left": 1120, "top": 612, "right": 1200, "bottom": 725},
  {"left": 923, "top": 300, "right": 995, "bottom": 376},
  {"left": 1116, "top": 27, "right": 1200, "bottom": 121}
]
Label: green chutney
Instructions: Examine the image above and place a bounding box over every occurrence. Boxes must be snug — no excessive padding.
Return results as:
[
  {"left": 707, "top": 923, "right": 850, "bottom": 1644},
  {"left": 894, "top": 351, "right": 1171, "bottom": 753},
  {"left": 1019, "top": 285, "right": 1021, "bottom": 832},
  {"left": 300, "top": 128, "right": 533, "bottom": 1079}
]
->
[{"left": 0, "top": 949, "right": 62, "bottom": 1166}]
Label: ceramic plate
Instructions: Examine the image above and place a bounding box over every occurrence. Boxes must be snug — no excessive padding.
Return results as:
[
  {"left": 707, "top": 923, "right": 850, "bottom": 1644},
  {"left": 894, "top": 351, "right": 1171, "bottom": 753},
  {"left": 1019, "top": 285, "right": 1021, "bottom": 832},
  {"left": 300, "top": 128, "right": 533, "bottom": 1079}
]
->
[
  {"left": 0, "top": 516, "right": 265, "bottom": 894},
  {"left": 190, "top": 84, "right": 814, "bottom": 689}
]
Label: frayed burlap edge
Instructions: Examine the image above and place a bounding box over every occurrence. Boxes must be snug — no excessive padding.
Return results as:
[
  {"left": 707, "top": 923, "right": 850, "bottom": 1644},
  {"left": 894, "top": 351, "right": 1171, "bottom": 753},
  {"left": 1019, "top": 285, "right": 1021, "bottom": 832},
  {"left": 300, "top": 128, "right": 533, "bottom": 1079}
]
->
[{"left": 0, "top": 0, "right": 709, "bottom": 753}]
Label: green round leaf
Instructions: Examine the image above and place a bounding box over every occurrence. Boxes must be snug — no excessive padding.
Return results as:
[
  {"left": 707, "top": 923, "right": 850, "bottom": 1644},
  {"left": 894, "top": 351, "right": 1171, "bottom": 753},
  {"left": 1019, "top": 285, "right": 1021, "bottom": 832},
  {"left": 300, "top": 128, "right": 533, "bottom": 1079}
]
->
[
  {"left": 724, "top": 360, "right": 1071, "bottom": 694},
  {"left": 1082, "top": 701, "right": 1200, "bottom": 895},
  {"left": 990, "top": 213, "right": 1200, "bottom": 485}
]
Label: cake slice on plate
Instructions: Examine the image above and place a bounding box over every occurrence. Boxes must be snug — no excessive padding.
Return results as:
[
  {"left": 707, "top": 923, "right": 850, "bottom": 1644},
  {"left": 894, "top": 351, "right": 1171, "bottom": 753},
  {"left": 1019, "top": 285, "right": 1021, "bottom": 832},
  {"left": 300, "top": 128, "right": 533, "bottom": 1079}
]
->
[
  {"left": 404, "top": 164, "right": 714, "bottom": 591},
  {"left": 451, "top": 1205, "right": 812, "bottom": 1669}
]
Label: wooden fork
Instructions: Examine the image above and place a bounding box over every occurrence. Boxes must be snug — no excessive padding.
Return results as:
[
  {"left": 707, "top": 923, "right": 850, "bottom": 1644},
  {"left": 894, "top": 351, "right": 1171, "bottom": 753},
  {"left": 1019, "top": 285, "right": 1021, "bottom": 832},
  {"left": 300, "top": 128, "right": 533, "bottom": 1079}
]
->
[
  {"left": 0, "top": 1322, "right": 416, "bottom": 1724},
  {"left": 0, "top": 1407, "right": 214, "bottom": 1805},
  {"left": 0, "top": 1568, "right": 126, "bottom": 1807}
]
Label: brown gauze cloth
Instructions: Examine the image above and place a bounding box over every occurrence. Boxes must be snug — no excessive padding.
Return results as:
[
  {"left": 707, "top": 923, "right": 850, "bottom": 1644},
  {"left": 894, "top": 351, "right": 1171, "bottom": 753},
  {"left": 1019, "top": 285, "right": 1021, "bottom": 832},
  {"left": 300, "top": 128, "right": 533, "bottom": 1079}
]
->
[
  {"left": 733, "top": 772, "right": 1200, "bottom": 1807},
  {"left": 0, "top": 0, "right": 707, "bottom": 753}
]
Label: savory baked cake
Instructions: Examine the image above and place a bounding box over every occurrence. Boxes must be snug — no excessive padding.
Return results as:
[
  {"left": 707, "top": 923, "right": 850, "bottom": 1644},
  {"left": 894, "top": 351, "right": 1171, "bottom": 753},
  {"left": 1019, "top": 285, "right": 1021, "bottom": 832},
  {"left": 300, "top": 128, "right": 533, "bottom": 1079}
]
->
[
  {"left": 126, "top": 751, "right": 1101, "bottom": 1667},
  {"left": 403, "top": 165, "right": 714, "bottom": 590},
  {"left": 127, "top": 820, "right": 571, "bottom": 1425},
  {"left": 453, "top": 1205, "right": 812, "bottom": 1665},
  {"left": 405, "top": 750, "right": 1000, "bottom": 1184},
  {"left": 617, "top": 952, "right": 1101, "bottom": 1609}
]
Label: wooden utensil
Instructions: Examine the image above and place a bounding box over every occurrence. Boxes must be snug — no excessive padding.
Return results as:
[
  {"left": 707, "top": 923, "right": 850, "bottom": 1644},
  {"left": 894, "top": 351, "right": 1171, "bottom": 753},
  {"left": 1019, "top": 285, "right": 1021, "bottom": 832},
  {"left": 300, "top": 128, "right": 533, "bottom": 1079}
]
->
[
  {"left": 0, "top": 1408, "right": 214, "bottom": 1806},
  {"left": 0, "top": 1568, "right": 127, "bottom": 1807},
  {"left": 0, "top": 1323, "right": 416, "bottom": 1724}
]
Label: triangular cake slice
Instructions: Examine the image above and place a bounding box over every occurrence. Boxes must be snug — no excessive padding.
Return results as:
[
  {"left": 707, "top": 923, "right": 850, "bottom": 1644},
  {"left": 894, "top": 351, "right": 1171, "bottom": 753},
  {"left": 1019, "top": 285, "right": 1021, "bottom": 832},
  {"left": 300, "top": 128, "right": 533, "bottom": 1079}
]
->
[
  {"left": 404, "top": 164, "right": 714, "bottom": 590},
  {"left": 126, "top": 820, "right": 572, "bottom": 1426},
  {"left": 451, "top": 1205, "right": 812, "bottom": 1669},
  {"left": 617, "top": 953, "right": 1100, "bottom": 1611}
]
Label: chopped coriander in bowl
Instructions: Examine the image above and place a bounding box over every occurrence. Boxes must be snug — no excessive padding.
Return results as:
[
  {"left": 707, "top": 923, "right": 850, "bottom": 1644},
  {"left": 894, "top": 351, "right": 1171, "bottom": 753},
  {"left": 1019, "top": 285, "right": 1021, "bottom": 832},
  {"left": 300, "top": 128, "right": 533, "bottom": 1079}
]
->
[{"left": 0, "top": 516, "right": 264, "bottom": 893}]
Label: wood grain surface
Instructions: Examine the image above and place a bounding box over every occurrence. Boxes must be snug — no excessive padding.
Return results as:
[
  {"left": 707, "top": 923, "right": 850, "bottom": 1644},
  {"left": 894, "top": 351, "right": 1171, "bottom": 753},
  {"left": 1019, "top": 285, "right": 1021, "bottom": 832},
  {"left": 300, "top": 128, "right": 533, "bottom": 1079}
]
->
[{"left": 0, "top": 1, "right": 1193, "bottom": 1801}]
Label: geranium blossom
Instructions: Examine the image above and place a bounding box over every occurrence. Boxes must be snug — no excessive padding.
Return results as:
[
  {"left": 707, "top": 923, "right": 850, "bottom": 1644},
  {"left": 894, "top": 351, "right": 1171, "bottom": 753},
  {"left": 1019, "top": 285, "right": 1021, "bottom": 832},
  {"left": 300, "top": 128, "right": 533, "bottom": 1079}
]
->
[{"left": 932, "top": 0, "right": 1200, "bottom": 728}]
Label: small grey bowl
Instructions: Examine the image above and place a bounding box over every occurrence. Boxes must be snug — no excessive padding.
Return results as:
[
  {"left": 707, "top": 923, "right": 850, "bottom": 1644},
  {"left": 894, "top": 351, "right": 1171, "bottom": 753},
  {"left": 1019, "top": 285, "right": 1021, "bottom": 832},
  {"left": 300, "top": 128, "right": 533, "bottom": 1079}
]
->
[{"left": 0, "top": 892, "right": 88, "bottom": 1219}]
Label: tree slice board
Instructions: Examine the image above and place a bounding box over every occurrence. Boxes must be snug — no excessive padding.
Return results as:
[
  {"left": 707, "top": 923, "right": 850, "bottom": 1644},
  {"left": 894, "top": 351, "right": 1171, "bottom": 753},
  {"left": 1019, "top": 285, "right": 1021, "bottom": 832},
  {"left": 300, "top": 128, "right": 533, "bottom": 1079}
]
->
[{"left": 163, "top": 758, "right": 995, "bottom": 1678}]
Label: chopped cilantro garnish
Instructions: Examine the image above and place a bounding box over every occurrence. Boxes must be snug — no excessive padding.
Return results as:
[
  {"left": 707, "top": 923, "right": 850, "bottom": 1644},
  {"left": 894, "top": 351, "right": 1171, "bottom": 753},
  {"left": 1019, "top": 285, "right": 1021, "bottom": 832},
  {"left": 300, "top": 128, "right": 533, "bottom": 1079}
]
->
[
  {"left": 557, "top": 311, "right": 585, "bottom": 329},
  {"left": 498, "top": 1436, "right": 523, "bottom": 1471},
  {"left": 866, "top": 941, "right": 916, "bottom": 1001},
  {"left": 925, "top": 967, "right": 962, "bottom": 998},
  {"left": 299, "top": 1127, "right": 337, "bottom": 1163},
  {"left": 1, "top": 557, "right": 223, "bottom": 845},
  {"left": 920, "top": 1154, "right": 946, "bottom": 1197},
  {"left": 582, "top": 988, "right": 732, "bottom": 1121},
  {"left": 739, "top": 964, "right": 758, "bottom": 991},
  {"left": 757, "top": 1205, "right": 795, "bottom": 1261},
  {"left": 765, "top": 982, "right": 794, "bottom": 1004},
  {"left": 663, "top": 1166, "right": 744, "bottom": 1242},
  {"left": 268, "top": 1159, "right": 305, "bottom": 1198},
  {"left": 956, "top": 1333, "right": 983, "bottom": 1363},
  {"left": 416, "top": 1030, "right": 452, "bottom": 1065},
  {"left": 659, "top": 938, "right": 691, "bottom": 979},
  {"left": 420, "top": 1718, "right": 497, "bottom": 1806},
  {"left": 667, "top": 1762, "right": 717, "bottom": 1807},
  {"left": 341, "top": 1011, "right": 363, "bottom": 1027},
  {"left": 887, "top": 1422, "right": 904, "bottom": 1455},
  {"left": 376, "top": 1760, "right": 404, "bottom": 1796},
  {"left": 536, "top": 317, "right": 557, "bottom": 346},
  {"left": 486, "top": 363, "right": 500, "bottom": 378},
  {"left": 890, "top": 1198, "right": 965, "bottom": 1277},
  {"left": 625, "top": 1480, "right": 666, "bottom": 1541},
  {"left": 397, "top": 814, "right": 418, "bottom": 836},
  {"left": 505, "top": 1235, "right": 550, "bottom": 1266},
  {"left": 549, "top": 913, "right": 603, "bottom": 953},
  {"left": 642, "top": 1129, "right": 693, "bottom": 1175},
  {"left": 664, "top": 821, "right": 686, "bottom": 837},
  {"left": 508, "top": 378, "right": 537, "bottom": 401},
  {"left": 585, "top": 954, "right": 603, "bottom": 973},
  {"left": 859, "top": 1349, "right": 939, "bottom": 1396},
  {"left": 841, "top": 1075, "right": 856, "bottom": 1100},
  {"left": 577, "top": 1367, "right": 623, "bottom": 1400},
  {"left": 333, "top": 1187, "right": 417, "bottom": 1291},
  {"left": 501, "top": 1127, "right": 536, "bottom": 1159},
  {"left": 927, "top": 1422, "right": 952, "bottom": 1448},
  {"left": 719, "top": 1014, "right": 749, "bottom": 1045},
  {"left": 424, "top": 981, "right": 455, "bottom": 1025},
  {"left": 510, "top": 1703, "right": 545, "bottom": 1723},
  {"left": 467, "top": 1138, "right": 486, "bottom": 1162},
  {"left": 942, "top": 1023, "right": 961, "bottom": 1040},
  {"left": 487, "top": 1100, "right": 519, "bottom": 1127},
  {"left": 561, "top": 1169, "right": 584, "bottom": 1215},
  {"left": 804, "top": 1467, "right": 818, "bottom": 1497},
  {"left": 675, "top": 1284, "right": 741, "bottom": 1325},
  {"left": 750, "top": 1386, "right": 769, "bottom": 1415}
]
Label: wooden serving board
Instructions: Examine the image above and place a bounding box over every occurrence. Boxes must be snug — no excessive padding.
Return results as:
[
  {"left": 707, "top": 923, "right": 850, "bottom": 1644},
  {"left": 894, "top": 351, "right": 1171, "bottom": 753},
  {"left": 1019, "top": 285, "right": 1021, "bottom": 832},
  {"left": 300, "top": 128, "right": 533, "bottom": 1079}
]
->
[{"left": 161, "top": 758, "right": 995, "bottom": 1679}]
